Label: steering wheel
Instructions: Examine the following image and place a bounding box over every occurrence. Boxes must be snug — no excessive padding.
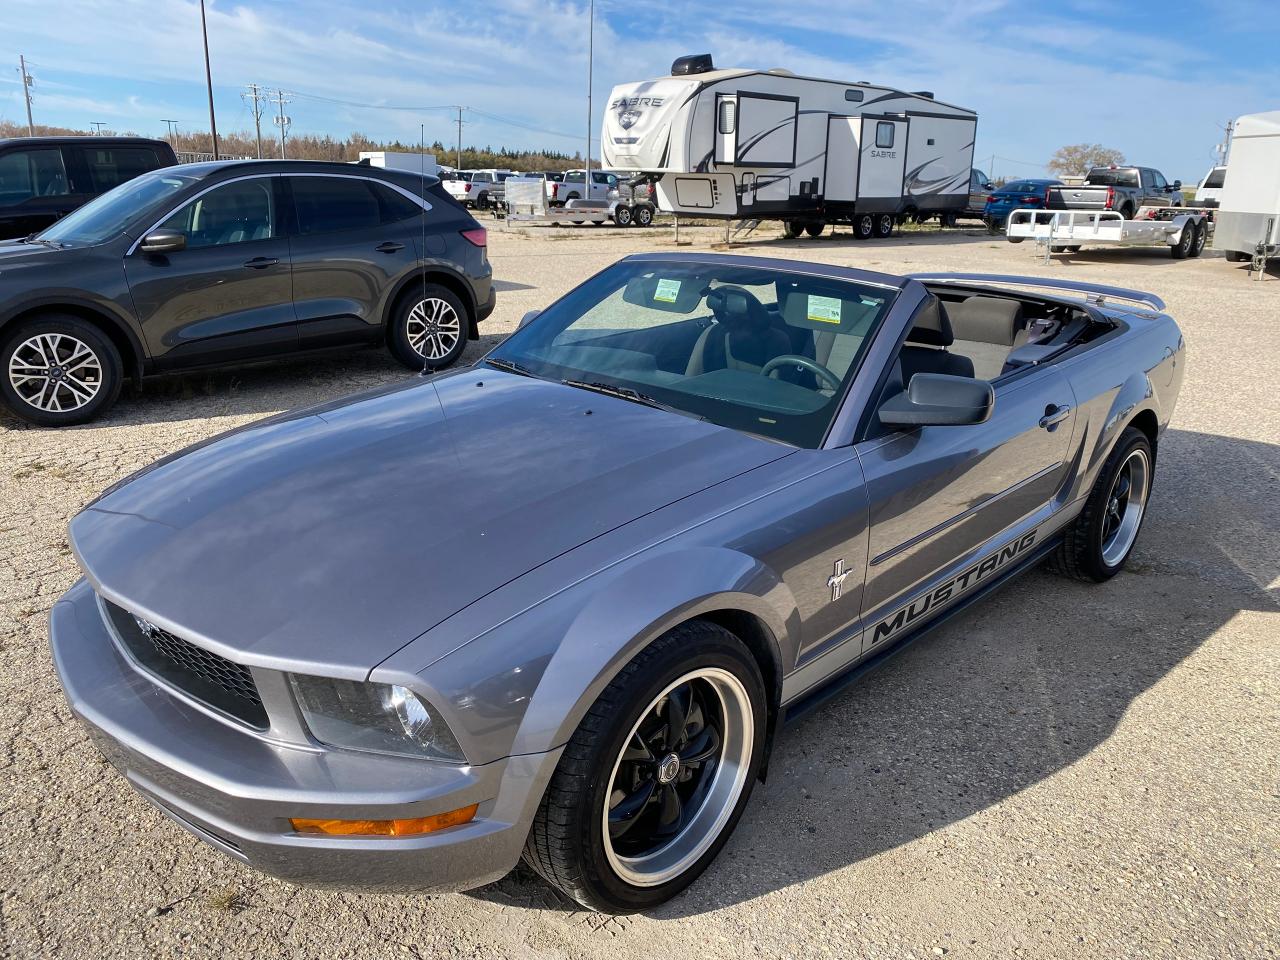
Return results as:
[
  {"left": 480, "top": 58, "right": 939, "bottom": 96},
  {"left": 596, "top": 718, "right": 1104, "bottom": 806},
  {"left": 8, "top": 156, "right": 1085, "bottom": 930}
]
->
[{"left": 760, "top": 354, "right": 842, "bottom": 391}]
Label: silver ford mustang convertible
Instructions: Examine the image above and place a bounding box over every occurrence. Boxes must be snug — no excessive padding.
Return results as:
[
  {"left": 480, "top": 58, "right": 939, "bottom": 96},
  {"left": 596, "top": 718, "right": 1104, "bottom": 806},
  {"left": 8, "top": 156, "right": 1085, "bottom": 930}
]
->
[{"left": 52, "top": 254, "right": 1184, "bottom": 913}]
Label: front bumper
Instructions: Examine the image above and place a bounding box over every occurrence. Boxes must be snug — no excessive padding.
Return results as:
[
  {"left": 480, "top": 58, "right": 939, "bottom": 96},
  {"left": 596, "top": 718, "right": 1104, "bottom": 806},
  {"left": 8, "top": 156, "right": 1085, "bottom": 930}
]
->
[{"left": 50, "top": 579, "right": 560, "bottom": 893}]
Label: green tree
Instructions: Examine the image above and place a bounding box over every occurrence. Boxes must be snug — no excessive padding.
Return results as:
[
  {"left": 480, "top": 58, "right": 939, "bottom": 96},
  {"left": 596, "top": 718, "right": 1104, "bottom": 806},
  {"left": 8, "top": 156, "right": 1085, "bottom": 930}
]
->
[{"left": 1048, "top": 143, "right": 1126, "bottom": 177}]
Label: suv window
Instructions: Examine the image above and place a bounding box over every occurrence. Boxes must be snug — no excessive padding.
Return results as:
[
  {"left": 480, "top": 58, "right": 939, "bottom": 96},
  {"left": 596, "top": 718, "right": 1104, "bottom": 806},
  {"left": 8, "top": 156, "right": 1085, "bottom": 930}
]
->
[
  {"left": 370, "top": 181, "right": 423, "bottom": 223},
  {"left": 0, "top": 148, "right": 69, "bottom": 208},
  {"left": 159, "top": 177, "right": 276, "bottom": 249},
  {"left": 81, "top": 146, "right": 160, "bottom": 192},
  {"left": 291, "top": 176, "right": 380, "bottom": 235}
]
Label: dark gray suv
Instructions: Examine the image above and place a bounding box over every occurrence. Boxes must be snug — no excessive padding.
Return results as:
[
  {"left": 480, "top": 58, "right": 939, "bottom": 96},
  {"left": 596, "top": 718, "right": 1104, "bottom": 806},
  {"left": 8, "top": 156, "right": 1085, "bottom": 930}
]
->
[{"left": 0, "top": 160, "right": 494, "bottom": 425}]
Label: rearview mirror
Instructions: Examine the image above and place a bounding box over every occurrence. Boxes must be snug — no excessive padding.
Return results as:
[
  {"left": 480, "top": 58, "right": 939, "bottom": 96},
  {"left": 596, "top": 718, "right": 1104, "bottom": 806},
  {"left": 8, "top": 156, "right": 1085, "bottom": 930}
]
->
[
  {"left": 518, "top": 309, "right": 540, "bottom": 330},
  {"left": 878, "top": 373, "right": 994, "bottom": 427},
  {"left": 139, "top": 229, "right": 186, "bottom": 254}
]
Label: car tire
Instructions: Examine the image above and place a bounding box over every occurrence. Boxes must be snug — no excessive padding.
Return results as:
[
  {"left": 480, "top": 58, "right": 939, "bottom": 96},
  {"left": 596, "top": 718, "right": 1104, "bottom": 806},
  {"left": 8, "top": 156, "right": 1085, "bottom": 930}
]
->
[
  {"left": 523, "top": 619, "right": 767, "bottom": 914},
  {"left": 1190, "top": 220, "right": 1207, "bottom": 257},
  {"left": 1119, "top": 204, "right": 1136, "bottom": 221},
  {"left": 0, "top": 314, "right": 123, "bottom": 427},
  {"left": 1065, "top": 245, "right": 1082, "bottom": 253},
  {"left": 853, "top": 214, "right": 875, "bottom": 240},
  {"left": 804, "top": 221, "right": 826, "bottom": 238},
  {"left": 1171, "top": 223, "right": 1195, "bottom": 259},
  {"left": 782, "top": 220, "right": 804, "bottom": 239},
  {"left": 1047, "top": 426, "right": 1153, "bottom": 583},
  {"left": 613, "top": 205, "right": 633, "bottom": 227},
  {"left": 387, "top": 283, "right": 470, "bottom": 371},
  {"left": 634, "top": 205, "right": 654, "bottom": 227}
]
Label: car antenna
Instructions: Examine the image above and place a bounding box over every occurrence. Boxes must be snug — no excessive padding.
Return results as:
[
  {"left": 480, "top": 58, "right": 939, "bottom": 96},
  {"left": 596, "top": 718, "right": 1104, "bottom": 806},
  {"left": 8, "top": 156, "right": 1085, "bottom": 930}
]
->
[{"left": 419, "top": 121, "right": 430, "bottom": 375}]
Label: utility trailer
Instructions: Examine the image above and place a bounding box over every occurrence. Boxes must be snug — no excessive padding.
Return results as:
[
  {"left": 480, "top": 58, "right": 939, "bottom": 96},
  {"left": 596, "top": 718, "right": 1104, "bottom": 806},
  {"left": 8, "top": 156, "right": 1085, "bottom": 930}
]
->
[
  {"left": 1005, "top": 205, "right": 1212, "bottom": 262},
  {"left": 602, "top": 53, "right": 977, "bottom": 240},
  {"left": 501, "top": 177, "right": 654, "bottom": 227},
  {"left": 1212, "top": 110, "right": 1280, "bottom": 278}
]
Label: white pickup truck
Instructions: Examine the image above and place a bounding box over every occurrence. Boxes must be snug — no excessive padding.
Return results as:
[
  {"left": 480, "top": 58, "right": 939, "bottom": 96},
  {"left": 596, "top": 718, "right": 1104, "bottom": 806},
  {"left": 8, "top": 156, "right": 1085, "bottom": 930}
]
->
[{"left": 443, "top": 169, "right": 516, "bottom": 210}]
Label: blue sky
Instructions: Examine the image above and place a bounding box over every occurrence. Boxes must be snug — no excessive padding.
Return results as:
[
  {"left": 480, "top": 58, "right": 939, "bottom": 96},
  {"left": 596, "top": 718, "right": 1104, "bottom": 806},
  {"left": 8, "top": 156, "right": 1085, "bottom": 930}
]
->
[{"left": 2, "top": 0, "right": 1277, "bottom": 182}]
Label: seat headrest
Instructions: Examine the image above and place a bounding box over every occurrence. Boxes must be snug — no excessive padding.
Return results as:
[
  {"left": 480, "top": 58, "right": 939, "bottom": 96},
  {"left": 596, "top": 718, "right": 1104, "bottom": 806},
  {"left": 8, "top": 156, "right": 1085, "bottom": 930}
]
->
[
  {"left": 707, "top": 285, "right": 769, "bottom": 333},
  {"left": 904, "top": 297, "right": 953, "bottom": 347},
  {"left": 944, "top": 296, "right": 1026, "bottom": 346}
]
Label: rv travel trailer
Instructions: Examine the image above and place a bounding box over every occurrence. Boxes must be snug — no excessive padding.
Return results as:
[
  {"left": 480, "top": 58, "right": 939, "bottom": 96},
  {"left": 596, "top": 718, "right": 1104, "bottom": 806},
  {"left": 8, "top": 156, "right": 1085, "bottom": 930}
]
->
[
  {"left": 602, "top": 54, "right": 978, "bottom": 238},
  {"left": 1212, "top": 110, "right": 1280, "bottom": 269}
]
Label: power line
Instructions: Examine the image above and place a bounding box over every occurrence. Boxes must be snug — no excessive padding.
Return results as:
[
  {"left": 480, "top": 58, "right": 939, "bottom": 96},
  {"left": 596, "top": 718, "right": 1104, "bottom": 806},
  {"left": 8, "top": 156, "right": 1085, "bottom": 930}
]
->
[
  {"left": 242, "top": 83, "right": 269, "bottom": 158},
  {"left": 271, "top": 88, "right": 293, "bottom": 159},
  {"left": 161, "top": 119, "right": 180, "bottom": 145}
]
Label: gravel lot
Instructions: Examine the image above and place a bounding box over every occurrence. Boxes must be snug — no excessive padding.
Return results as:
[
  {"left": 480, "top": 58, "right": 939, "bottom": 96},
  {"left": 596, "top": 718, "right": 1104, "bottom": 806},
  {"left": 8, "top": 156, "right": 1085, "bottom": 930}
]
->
[{"left": 1, "top": 222, "right": 1276, "bottom": 959}]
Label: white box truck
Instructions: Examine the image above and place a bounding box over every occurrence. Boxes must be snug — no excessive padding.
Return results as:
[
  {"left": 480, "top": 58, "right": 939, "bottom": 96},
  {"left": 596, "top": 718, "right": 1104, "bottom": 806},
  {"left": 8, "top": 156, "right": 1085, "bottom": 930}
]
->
[
  {"left": 357, "top": 151, "right": 439, "bottom": 177},
  {"left": 602, "top": 53, "right": 978, "bottom": 240}
]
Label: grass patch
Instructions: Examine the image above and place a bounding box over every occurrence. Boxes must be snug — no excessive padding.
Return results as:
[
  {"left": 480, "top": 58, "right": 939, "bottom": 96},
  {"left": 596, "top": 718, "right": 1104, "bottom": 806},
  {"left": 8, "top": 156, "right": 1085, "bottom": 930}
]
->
[{"left": 207, "top": 885, "right": 250, "bottom": 914}]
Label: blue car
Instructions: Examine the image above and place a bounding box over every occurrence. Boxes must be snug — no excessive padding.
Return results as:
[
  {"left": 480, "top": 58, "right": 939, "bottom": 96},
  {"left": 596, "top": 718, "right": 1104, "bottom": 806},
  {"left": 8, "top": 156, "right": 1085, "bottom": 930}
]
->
[{"left": 983, "top": 179, "right": 1063, "bottom": 233}]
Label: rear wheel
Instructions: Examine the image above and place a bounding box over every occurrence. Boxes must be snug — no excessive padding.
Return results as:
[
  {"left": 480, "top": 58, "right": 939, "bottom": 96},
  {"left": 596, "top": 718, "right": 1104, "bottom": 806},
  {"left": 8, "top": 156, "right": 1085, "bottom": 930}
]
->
[
  {"left": 0, "top": 315, "right": 122, "bottom": 426},
  {"left": 1190, "top": 220, "right": 1207, "bottom": 257},
  {"left": 524, "top": 620, "right": 767, "bottom": 913},
  {"left": 873, "top": 214, "right": 894, "bottom": 239},
  {"left": 388, "top": 283, "right": 469, "bottom": 371},
  {"left": 853, "top": 214, "right": 875, "bottom": 240},
  {"left": 782, "top": 220, "right": 804, "bottom": 239},
  {"left": 1171, "top": 223, "right": 1195, "bottom": 259},
  {"left": 1048, "top": 426, "right": 1153, "bottom": 582},
  {"left": 804, "top": 221, "right": 826, "bottom": 238},
  {"left": 634, "top": 204, "right": 654, "bottom": 227},
  {"left": 612, "top": 205, "right": 633, "bottom": 227}
]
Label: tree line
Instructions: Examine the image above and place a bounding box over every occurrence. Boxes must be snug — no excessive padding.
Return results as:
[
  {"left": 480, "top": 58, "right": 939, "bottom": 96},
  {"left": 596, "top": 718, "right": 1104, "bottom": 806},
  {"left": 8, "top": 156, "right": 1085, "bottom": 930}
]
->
[{"left": 0, "top": 120, "right": 583, "bottom": 171}]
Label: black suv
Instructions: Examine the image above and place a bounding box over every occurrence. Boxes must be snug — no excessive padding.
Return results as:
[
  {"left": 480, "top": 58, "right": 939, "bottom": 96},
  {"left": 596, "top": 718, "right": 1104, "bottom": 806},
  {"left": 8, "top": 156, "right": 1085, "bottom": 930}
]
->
[
  {"left": 0, "top": 160, "right": 495, "bottom": 425},
  {"left": 0, "top": 136, "right": 177, "bottom": 240}
]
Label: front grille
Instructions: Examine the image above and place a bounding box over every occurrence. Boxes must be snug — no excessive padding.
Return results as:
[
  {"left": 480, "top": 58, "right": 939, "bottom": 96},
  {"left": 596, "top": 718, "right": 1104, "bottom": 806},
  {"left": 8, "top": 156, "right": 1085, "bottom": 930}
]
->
[{"left": 102, "top": 598, "right": 268, "bottom": 728}]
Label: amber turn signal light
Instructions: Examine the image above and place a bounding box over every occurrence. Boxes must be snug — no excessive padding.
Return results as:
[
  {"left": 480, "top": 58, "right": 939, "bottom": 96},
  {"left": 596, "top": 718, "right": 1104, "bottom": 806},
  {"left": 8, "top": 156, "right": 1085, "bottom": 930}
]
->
[{"left": 290, "top": 803, "right": 479, "bottom": 837}]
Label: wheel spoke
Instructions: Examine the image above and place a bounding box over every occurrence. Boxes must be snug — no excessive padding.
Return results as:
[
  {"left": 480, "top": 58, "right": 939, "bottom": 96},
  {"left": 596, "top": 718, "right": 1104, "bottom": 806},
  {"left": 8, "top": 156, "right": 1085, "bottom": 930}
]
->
[
  {"left": 664, "top": 685, "right": 690, "bottom": 748},
  {"left": 678, "top": 725, "right": 720, "bottom": 765},
  {"left": 654, "top": 784, "right": 684, "bottom": 836},
  {"left": 608, "top": 779, "right": 657, "bottom": 838},
  {"left": 621, "top": 731, "right": 656, "bottom": 763}
]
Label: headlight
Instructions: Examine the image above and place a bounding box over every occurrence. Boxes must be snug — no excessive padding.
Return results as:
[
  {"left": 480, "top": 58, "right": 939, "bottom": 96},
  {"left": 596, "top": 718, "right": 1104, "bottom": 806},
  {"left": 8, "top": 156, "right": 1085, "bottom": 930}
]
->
[{"left": 289, "top": 675, "right": 466, "bottom": 763}]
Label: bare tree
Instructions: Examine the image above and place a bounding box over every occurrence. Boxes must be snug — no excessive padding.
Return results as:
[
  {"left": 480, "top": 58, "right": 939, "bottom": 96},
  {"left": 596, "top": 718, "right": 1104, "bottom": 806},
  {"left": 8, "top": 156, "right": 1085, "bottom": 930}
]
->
[{"left": 1048, "top": 143, "right": 1126, "bottom": 177}]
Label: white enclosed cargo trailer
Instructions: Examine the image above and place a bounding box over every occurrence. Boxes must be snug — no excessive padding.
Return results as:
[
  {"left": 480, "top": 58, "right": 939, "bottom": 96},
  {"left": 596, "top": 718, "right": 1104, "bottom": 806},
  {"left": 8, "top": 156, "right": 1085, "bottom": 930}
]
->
[
  {"left": 602, "top": 53, "right": 977, "bottom": 239},
  {"left": 357, "top": 151, "right": 439, "bottom": 176},
  {"left": 1212, "top": 111, "right": 1280, "bottom": 275}
]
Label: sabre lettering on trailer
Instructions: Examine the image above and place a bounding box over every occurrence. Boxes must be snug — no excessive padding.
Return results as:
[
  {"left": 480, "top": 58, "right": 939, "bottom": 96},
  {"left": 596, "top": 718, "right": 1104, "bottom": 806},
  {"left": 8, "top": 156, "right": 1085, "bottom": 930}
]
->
[{"left": 870, "top": 529, "right": 1039, "bottom": 646}]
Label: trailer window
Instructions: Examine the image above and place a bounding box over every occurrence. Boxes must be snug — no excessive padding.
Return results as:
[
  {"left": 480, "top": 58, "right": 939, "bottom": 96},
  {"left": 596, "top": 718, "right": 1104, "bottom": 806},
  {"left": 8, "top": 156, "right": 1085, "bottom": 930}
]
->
[
  {"left": 1203, "top": 168, "right": 1226, "bottom": 189},
  {"left": 718, "top": 100, "right": 736, "bottom": 135},
  {"left": 845, "top": 89, "right": 864, "bottom": 103},
  {"left": 875, "top": 122, "right": 895, "bottom": 149}
]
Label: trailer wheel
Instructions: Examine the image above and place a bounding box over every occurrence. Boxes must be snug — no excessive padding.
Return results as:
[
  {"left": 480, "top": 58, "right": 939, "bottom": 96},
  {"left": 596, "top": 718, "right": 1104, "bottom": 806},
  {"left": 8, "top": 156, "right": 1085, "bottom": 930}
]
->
[
  {"left": 613, "top": 205, "right": 633, "bottom": 227},
  {"left": 783, "top": 220, "right": 804, "bottom": 239},
  {"left": 805, "top": 222, "right": 826, "bottom": 238},
  {"left": 941, "top": 212, "right": 959, "bottom": 228},
  {"left": 1225, "top": 250, "right": 1249, "bottom": 262},
  {"left": 1007, "top": 236, "right": 1025, "bottom": 244},
  {"left": 1190, "top": 221, "right": 1207, "bottom": 257},
  {"left": 853, "top": 214, "right": 874, "bottom": 240},
  {"left": 1171, "top": 224, "right": 1195, "bottom": 259},
  {"left": 873, "top": 214, "right": 894, "bottom": 239},
  {"left": 1065, "top": 245, "right": 1082, "bottom": 253},
  {"left": 634, "top": 205, "right": 654, "bottom": 227}
]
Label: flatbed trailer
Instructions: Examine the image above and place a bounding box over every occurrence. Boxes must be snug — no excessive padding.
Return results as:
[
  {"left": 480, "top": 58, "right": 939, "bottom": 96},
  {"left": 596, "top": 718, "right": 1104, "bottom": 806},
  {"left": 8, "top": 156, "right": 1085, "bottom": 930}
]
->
[
  {"left": 1006, "top": 205, "right": 1213, "bottom": 262},
  {"left": 500, "top": 177, "right": 656, "bottom": 227}
]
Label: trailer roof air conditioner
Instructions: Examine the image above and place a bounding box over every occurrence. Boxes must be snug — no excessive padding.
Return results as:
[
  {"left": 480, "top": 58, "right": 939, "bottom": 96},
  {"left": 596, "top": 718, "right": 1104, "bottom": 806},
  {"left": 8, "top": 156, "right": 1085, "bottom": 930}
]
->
[{"left": 671, "top": 54, "right": 714, "bottom": 76}]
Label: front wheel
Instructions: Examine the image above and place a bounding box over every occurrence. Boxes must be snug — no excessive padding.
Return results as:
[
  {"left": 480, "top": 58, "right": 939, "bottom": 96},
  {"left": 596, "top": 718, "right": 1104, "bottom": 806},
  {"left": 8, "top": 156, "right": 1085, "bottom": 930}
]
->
[
  {"left": 633, "top": 204, "right": 654, "bottom": 227},
  {"left": 0, "top": 315, "right": 123, "bottom": 426},
  {"left": 1171, "top": 223, "right": 1195, "bottom": 259},
  {"left": 388, "top": 283, "right": 469, "bottom": 371},
  {"left": 1047, "top": 426, "right": 1153, "bottom": 582},
  {"left": 524, "top": 620, "right": 766, "bottom": 913},
  {"left": 612, "top": 205, "right": 633, "bottom": 227},
  {"left": 853, "top": 213, "right": 875, "bottom": 240}
]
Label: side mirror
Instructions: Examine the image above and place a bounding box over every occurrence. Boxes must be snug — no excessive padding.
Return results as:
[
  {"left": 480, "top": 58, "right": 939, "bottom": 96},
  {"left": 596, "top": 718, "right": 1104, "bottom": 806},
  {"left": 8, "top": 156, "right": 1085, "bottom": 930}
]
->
[
  {"left": 139, "top": 229, "right": 186, "bottom": 254},
  {"left": 1171, "top": 180, "right": 1182, "bottom": 191},
  {"left": 983, "top": 181, "right": 995, "bottom": 190},
  {"left": 878, "top": 373, "right": 994, "bottom": 427},
  {"left": 518, "top": 309, "right": 540, "bottom": 330}
]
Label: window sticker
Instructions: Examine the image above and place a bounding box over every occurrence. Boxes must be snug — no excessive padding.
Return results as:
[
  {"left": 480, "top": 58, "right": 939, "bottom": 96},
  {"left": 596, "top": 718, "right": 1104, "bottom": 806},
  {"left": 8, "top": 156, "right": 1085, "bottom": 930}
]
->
[
  {"left": 654, "top": 278, "right": 682, "bottom": 303},
  {"left": 807, "top": 295, "right": 843, "bottom": 324}
]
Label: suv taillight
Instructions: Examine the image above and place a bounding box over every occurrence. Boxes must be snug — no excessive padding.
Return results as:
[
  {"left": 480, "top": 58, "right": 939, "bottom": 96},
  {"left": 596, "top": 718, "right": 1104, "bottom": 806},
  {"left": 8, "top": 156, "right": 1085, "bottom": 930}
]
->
[
  {"left": 460, "top": 227, "right": 487, "bottom": 247},
  {"left": 1044, "top": 186, "right": 1053, "bottom": 206}
]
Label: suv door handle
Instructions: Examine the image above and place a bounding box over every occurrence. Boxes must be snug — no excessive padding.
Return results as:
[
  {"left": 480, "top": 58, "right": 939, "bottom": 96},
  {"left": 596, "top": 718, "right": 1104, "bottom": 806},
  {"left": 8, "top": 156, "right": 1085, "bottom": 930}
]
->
[
  {"left": 1039, "top": 404, "right": 1072, "bottom": 429},
  {"left": 243, "top": 256, "right": 279, "bottom": 269},
  {"left": 375, "top": 241, "right": 405, "bottom": 253}
]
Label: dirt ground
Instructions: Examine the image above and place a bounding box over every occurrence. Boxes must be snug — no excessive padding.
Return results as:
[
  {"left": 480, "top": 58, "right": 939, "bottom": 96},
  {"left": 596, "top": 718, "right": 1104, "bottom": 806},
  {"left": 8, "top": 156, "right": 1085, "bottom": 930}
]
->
[{"left": 1, "top": 221, "right": 1276, "bottom": 959}]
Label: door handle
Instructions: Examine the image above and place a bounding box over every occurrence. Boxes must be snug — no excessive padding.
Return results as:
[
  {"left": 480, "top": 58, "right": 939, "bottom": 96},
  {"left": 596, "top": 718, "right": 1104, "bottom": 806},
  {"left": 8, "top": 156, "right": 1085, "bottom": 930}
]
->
[
  {"left": 243, "top": 256, "right": 279, "bottom": 269},
  {"left": 1039, "top": 404, "right": 1072, "bottom": 429},
  {"left": 375, "top": 241, "right": 405, "bottom": 253}
]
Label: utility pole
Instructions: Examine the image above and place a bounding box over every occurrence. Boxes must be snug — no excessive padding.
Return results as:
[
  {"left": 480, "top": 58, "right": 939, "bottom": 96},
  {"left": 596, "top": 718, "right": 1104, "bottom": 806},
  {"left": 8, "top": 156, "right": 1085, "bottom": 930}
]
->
[
  {"left": 1217, "top": 120, "right": 1234, "bottom": 167},
  {"left": 242, "top": 83, "right": 268, "bottom": 158},
  {"left": 585, "top": 0, "right": 594, "bottom": 186},
  {"left": 91, "top": 122, "right": 107, "bottom": 135},
  {"left": 272, "top": 89, "right": 292, "bottom": 159},
  {"left": 199, "top": 0, "right": 220, "bottom": 159},
  {"left": 455, "top": 106, "right": 464, "bottom": 170},
  {"left": 161, "top": 119, "right": 180, "bottom": 146},
  {"left": 18, "top": 55, "right": 35, "bottom": 136}
]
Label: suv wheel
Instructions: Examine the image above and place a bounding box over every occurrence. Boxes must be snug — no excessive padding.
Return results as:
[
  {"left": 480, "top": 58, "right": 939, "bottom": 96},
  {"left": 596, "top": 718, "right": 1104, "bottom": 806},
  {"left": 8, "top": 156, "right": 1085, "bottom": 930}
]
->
[
  {"left": 388, "top": 284, "right": 469, "bottom": 371},
  {"left": 0, "top": 315, "right": 122, "bottom": 426},
  {"left": 524, "top": 620, "right": 766, "bottom": 913}
]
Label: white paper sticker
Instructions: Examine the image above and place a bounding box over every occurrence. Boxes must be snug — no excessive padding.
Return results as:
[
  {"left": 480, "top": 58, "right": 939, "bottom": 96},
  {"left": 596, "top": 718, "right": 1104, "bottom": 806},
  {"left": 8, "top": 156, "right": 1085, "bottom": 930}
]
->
[
  {"left": 654, "top": 278, "right": 682, "bottom": 303},
  {"left": 807, "top": 294, "right": 842, "bottom": 324}
]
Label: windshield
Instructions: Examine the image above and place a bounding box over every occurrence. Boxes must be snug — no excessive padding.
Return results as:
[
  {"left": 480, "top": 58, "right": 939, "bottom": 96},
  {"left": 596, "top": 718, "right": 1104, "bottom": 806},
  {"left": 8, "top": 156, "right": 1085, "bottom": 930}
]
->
[
  {"left": 488, "top": 260, "right": 896, "bottom": 448},
  {"left": 37, "top": 170, "right": 198, "bottom": 246},
  {"left": 1085, "top": 168, "right": 1139, "bottom": 187}
]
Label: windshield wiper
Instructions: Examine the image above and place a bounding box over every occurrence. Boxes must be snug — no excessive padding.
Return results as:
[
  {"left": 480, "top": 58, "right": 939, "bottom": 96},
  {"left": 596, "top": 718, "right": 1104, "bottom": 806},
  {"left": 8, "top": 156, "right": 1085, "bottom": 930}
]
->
[
  {"left": 481, "top": 356, "right": 538, "bottom": 378},
  {"left": 20, "top": 235, "right": 62, "bottom": 248},
  {"left": 560, "top": 378, "right": 704, "bottom": 420}
]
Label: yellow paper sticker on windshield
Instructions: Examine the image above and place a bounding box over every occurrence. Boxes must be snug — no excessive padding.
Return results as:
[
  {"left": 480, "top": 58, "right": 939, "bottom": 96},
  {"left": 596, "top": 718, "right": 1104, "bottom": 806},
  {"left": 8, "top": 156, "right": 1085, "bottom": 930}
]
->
[
  {"left": 807, "top": 295, "right": 842, "bottom": 324},
  {"left": 654, "top": 278, "right": 682, "bottom": 303}
]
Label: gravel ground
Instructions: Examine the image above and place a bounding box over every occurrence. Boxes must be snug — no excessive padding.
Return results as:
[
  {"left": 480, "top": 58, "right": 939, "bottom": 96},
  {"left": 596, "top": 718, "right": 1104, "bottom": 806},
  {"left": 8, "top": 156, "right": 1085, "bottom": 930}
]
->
[{"left": 1, "top": 222, "right": 1276, "bottom": 959}]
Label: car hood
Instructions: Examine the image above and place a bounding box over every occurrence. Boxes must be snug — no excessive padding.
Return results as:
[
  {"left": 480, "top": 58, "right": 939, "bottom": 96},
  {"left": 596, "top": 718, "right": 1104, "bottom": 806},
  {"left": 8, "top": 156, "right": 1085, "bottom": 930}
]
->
[
  {"left": 0, "top": 239, "right": 68, "bottom": 265},
  {"left": 70, "top": 369, "right": 793, "bottom": 677}
]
